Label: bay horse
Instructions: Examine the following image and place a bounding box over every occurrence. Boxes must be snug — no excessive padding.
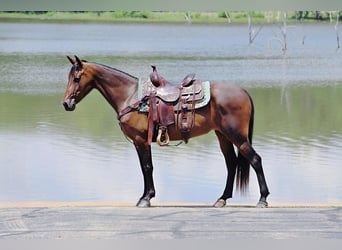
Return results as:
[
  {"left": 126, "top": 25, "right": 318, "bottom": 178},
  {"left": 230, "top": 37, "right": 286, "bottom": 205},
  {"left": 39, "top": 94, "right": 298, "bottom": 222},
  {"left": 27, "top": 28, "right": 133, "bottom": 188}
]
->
[{"left": 62, "top": 56, "right": 270, "bottom": 208}]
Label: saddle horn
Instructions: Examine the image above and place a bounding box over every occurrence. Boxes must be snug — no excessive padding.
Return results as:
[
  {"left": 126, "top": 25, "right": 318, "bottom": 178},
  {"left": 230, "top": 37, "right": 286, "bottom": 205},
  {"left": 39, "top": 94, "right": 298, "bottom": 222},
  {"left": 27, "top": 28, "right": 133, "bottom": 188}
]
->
[
  {"left": 151, "top": 65, "right": 157, "bottom": 72},
  {"left": 150, "top": 65, "right": 161, "bottom": 87}
]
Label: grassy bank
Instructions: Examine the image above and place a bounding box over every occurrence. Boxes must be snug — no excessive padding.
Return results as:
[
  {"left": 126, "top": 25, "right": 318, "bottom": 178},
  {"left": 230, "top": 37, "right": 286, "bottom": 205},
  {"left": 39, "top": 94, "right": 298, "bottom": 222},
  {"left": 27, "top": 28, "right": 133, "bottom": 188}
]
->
[{"left": 0, "top": 11, "right": 341, "bottom": 24}]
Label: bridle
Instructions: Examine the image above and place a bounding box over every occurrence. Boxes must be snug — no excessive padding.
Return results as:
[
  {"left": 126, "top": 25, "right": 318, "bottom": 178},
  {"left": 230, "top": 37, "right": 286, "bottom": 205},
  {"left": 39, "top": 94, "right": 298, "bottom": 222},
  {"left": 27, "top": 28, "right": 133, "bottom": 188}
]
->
[
  {"left": 70, "top": 65, "right": 82, "bottom": 98},
  {"left": 74, "top": 75, "right": 81, "bottom": 83}
]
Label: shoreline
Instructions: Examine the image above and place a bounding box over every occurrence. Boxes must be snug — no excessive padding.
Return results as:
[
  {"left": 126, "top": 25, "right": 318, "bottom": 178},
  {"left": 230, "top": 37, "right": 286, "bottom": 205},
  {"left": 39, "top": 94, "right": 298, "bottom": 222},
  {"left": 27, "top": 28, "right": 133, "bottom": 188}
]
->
[
  {"left": 0, "top": 11, "right": 339, "bottom": 25},
  {"left": 1, "top": 201, "right": 341, "bottom": 208}
]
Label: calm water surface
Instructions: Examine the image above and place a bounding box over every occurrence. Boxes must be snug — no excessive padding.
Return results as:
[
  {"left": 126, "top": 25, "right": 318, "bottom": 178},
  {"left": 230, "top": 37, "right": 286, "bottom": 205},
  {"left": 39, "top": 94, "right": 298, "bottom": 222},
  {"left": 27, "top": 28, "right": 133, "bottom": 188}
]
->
[{"left": 0, "top": 22, "right": 341, "bottom": 204}]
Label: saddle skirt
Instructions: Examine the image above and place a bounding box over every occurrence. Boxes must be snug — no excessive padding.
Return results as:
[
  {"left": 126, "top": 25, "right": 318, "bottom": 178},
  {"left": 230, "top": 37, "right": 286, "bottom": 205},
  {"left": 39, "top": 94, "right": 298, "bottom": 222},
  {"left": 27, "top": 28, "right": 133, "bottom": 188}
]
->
[{"left": 137, "top": 78, "right": 211, "bottom": 113}]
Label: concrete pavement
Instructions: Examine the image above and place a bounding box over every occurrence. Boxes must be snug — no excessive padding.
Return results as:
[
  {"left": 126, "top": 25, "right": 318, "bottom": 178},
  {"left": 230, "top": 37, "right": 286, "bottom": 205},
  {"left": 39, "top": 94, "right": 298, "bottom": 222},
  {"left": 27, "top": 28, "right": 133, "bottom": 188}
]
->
[{"left": 0, "top": 202, "right": 341, "bottom": 239}]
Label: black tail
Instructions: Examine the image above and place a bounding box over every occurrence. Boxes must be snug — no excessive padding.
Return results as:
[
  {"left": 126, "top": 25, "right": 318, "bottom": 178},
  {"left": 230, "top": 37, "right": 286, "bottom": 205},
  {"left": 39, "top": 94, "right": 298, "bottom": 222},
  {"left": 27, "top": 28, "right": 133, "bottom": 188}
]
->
[{"left": 236, "top": 93, "right": 254, "bottom": 194}]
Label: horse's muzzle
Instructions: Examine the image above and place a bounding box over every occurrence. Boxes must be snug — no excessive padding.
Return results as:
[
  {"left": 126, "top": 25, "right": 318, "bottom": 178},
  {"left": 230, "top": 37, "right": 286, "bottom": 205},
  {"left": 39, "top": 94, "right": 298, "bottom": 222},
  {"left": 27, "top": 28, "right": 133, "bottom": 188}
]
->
[{"left": 63, "top": 98, "right": 76, "bottom": 111}]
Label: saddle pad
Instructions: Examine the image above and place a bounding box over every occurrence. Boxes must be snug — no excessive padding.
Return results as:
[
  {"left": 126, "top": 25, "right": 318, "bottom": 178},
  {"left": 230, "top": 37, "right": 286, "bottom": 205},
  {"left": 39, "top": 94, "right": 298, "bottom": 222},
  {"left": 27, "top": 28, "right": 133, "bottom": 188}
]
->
[{"left": 137, "top": 78, "right": 210, "bottom": 113}]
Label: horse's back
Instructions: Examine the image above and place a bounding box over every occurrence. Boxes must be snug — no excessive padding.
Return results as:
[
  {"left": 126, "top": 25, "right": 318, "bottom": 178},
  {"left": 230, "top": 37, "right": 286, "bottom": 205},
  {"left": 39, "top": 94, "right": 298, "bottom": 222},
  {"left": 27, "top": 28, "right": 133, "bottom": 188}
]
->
[
  {"left": 209, "top": 82, "right": 253, "bottom": 138},
  {"left": 210, "top": 82, "right": 251, "bottom": 104}
]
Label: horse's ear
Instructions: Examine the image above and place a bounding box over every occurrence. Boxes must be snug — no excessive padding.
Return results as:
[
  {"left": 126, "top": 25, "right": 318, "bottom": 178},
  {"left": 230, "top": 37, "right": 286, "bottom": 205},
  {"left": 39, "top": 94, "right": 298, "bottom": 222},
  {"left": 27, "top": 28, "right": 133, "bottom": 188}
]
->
[
  {"left": 74, "top": 55, "right": 83, "bottom": 68},
  {"left": 67, "top": 56, "right": 75, "bottom": 65}
]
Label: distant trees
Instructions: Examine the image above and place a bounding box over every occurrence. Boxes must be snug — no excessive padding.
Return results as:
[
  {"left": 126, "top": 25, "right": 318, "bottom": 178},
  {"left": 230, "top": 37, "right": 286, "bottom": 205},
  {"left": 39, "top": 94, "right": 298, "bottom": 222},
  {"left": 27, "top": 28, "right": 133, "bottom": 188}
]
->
[
  {"left": 294, "top": 11, "right": 341, "bottom": 21},
  {"left": 3, "top": 11, "right": 342, "bottom": 23}
]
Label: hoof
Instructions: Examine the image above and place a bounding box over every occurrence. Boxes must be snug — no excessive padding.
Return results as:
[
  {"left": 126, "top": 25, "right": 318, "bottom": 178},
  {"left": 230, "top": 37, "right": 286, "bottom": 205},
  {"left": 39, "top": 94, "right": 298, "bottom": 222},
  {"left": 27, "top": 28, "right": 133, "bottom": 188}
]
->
[
  {"left": 213, "top": 199, "right": 226, "bottom": 208},
  {"left": 136, "top": 199, "right": 151, "bottom": 208},
  {"left": 256, "top": 200, "right": 268, "bottom": 208}
]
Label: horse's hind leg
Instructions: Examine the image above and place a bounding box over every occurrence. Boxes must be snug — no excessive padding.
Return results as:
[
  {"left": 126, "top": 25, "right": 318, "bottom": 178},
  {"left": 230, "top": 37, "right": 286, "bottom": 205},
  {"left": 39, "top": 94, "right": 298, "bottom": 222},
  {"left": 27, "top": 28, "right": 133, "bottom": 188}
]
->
[
  {"left": 238, "top": 141, "right": 270, "bottom": 207},
  {"left": 213, "top": 131, "right": 237, "bottom": 208}
]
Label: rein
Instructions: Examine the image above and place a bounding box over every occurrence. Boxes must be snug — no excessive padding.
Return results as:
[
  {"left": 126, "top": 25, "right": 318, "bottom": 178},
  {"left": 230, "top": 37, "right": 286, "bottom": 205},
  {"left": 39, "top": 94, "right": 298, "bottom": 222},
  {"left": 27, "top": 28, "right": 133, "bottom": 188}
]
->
[
  {"left": 117, "top": 94, "right": 183, "bottom": 147},
  {"left": 117, "top": 95, "right": 149, "bottom": 121},
  {"left": 116, "top": 99, "right": 141, "bottom": 146}
]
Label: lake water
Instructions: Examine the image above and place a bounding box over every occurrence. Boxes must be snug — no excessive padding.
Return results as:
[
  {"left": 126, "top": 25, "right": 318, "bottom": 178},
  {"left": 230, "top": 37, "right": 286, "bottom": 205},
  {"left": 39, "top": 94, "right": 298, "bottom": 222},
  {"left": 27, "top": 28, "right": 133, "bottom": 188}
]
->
[{"left": 0, "top": 22, "right": 341, "bottom": 205}]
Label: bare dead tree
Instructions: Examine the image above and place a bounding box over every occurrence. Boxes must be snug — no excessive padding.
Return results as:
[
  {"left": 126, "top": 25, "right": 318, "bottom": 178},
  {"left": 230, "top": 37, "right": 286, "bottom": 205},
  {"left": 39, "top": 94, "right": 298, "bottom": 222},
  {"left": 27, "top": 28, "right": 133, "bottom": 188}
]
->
[
  {"left": 248, "top": 13, "right": 253, "bottom": 44},
  {"left": 295, "top": 11, "right": 306, "bottom": 45},
  {"left": 268, "top": 11, "right": 288, "bottom": 55},
  {"left": 224, "top": 11, "right": 231, "bottom": 23},
  {"left": 184, "top": 11, "right": 192, "bottom": 24},
  {"left": 301, "top": 31, "right": 306, "bottom": 45},
  {"left": 281, "top": 11, "right": 288, "bottom": 52},
  {"left": 276, "top": 11, "right": 281, "bottom": 22},
  {"left": 329, "top": 11, "right": 333, "bottom": 23},
  {"left": 264, "top": 11, "right": 273, "bottom": 23},
  {"left": 248, "top": 12, "right": 263, "bottom": 45},
  {"left": 335, "top": 11, "right": 340, "bottom": 49}
]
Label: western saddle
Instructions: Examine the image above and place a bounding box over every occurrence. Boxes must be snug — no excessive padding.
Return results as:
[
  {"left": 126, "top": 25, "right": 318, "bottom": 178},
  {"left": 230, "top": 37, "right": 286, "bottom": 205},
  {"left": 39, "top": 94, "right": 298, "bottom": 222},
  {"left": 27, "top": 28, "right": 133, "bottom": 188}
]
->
[
  {"left": 117, "top": 66, "right": 208, "bottom": 146},
  {"left": 147, "top": 66, "right": 200, "bottom": 146}
]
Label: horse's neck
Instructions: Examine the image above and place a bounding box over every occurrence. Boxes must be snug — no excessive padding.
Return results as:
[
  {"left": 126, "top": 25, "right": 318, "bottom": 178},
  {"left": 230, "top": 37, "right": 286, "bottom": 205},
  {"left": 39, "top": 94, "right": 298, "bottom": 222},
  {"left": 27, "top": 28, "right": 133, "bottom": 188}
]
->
[{"left": 92, "top": 66, "right": 138, "bottom": 114}]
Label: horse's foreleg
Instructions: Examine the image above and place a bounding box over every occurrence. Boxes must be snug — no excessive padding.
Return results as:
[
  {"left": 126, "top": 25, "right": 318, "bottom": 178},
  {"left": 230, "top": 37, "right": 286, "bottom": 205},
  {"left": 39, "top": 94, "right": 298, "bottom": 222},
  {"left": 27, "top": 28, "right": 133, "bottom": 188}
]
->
[
  {"left": 238, "top": 142, "right": 270, "bottom": 207},
  {"left": 214, "top": 131, "right": 237, "bottom": 208},
  {"left": 134, "top": 142, "right": 155, "bottom": 207}
]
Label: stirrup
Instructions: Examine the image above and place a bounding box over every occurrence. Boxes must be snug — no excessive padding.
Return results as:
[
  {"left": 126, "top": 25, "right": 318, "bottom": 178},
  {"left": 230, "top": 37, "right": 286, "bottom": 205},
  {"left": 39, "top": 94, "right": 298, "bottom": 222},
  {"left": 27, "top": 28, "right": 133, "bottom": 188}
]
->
[{"left": 156, "top": 126, "right": 170, "bottom": 146}]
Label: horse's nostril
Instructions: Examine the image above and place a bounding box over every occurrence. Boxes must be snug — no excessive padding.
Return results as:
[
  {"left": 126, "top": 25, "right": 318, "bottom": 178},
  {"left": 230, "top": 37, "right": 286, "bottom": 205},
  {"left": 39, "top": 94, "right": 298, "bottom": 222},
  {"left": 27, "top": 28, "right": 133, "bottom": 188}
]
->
[
  {"left": 62, "top": 100, "right": 76, "bottom": 111},
  {"left": 63, "top": 101, "right": 69, "bottom": 110}
]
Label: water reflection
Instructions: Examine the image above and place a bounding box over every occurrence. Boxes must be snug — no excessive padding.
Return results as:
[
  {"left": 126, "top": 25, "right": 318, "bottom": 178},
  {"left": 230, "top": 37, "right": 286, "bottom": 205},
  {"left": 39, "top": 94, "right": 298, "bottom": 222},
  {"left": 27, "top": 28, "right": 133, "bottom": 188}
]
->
[
  {"left": 1, "top": 84, "right": 341, "bottom": 203},
  {"left": 0, "top": 22, "right": 341, "bottom": 204}
]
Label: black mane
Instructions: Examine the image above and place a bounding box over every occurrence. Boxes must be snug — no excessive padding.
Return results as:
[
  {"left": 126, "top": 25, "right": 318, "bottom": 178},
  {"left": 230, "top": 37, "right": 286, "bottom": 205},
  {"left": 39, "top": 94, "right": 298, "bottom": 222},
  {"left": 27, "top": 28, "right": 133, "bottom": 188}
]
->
[{"left": 93, "top": 62, "right": 138, "bottom": 80}]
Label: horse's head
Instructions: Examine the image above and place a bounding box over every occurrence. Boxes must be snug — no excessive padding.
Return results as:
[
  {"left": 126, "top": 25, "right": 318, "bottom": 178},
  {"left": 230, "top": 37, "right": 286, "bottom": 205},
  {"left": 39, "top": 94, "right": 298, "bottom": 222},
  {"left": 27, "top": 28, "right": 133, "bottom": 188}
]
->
[{"left": 62, "top": 55, "right": 94, "bottom": 111}]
